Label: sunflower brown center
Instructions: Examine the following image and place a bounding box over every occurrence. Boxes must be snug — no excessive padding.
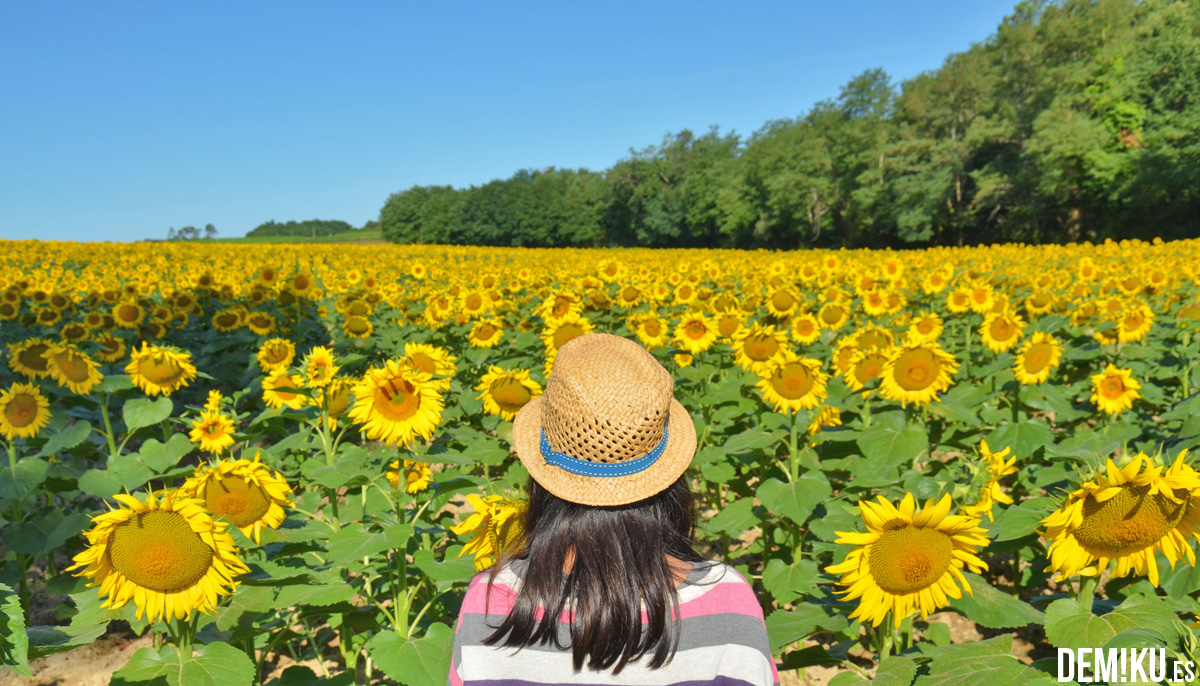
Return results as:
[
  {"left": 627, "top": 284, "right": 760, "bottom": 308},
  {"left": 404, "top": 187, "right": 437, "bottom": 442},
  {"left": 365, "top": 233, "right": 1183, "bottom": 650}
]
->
[
  {"left": 893, "top": 349, "right": 938, "bottom": 391},
  {"left": 1101, "top": 377, "right": 1126, "bottom": 399},
  {"left": 821, "top": 305, "right": 843, "bottom": 325},
  {"left": 771, "top": 291, "right": 795, "bottom": 311},
  {"left": 205, "top": 476, "right": 272, "bottom": 528},
  {"left": 376, "top": 376, "right": 420, "bottom": 422},
  {"left": 553, "top": 323, "right": 585, "bottom": 349},
  {"left": 475, "top": 324, "right": 497, "bottom": 340},
  {"left": 1074, "top": 484, "right": 1187, "bottom": 555},
  {"left": 917, "top": 320, "right": 935, "bottom": 334},
  {"left": 621, "top": 286, "right": 639, "bottom": 302},
  {"left": 465, "top": 294, "right": 484, "bottom": 311},
  {"left": 718, "top": 316, "right": 739, "bottom": 337},
  {"left": 56, "top": 353, "right": 92, "bottom": 383},
  {"left": 744, "top": 334, "right": 779, "bottom": 361},
  {"left": 19, "top": 345, "right": 49, "bottom": 372},
  {"left": 868, "top": 525, "right": 953, "bottom": 595},
  {"left": 1024, "top": 344, "right": 1052, "bottom": 374},
  {"left": 490, "top": 377, "right": 533, "bottom": 414},
  {"left": 854, "top": 354, "right": 887, "bottom": 384},
  {"left": 642, "top": 319, "right": 662, "bottom": 337},
  {"left": 109, "top": 510, "right": 213, "bottom": 592},
  {"left": 117, "top": 304, "right": 140, "bottom": 322},
  {"left": 347, "top": 317, "right": 371, "bottom": 334},
  {"left": 795, "top": 320, "right": 815, "bottom": 337},
  {"left": 990, "top": 319, "right": 1016, "bottom": 341},
  {"left": 215, "top": 313, "right": 239, "bottom": 328},
  {"left": 858, "top": 331, "right": 889, "bottom": 350},
  {"left": 770, "top": 363, "right": 814, "bottom": 399},
  {"left": 409, "top": 353, "right": 437, "bottom": 376},
  {"left": 684, "top": 321, "right": 707, "bottom": 339},
  {"left": 139, "top": 357, "right": 185, "bottom": 386},
  {"left": 4, "top": 394, "right": 38, "bottom": 427}
]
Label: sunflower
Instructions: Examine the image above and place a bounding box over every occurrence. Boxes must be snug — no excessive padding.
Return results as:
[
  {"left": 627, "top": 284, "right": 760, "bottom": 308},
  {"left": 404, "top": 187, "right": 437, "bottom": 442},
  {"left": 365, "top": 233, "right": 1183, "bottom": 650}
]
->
[
  {"left": 962, "top": 441, "right": 1018, "bottom": 522},
  {"left": 126, "top": 343, "right": 197, "bottom": 397},
  {"left": 468, "top": 318, "right": 504, "bottom": 348},
  {"left": 452, "top": 494, "right": 528, "bottom": 571},
  {"left": 632, "top": 314, "right": 670, "bottom": 349},
  {"left": 1091, "top": 364, "right": 1141, "bottom": 415},
  {"left": 827, "top": 493, "right": 988, "bottom": 627},
  {"left": 979, "top": 309, "right": 1025, "bottom": 354},
  {"left": 476, "top": 366, "right": 542, "bottom": 421},
  {"left": 262, "top": 369, "right": 308, "bottom": 410},
  {"left": 188, "top": 410, "right": 236, "bottom": 455},
  {"left": 967, "top": 284, "right": 994, "bottom": 313},
  {"left": 343, "top": 315, "right": 373, "bottom": 339},
  {"left": 311, "top": 377, "right": 353, "bottom": 428},
  {"left": 853, "top": 326, "right": 894, "bottom": 352},
  {"left": 211, "top": 309, "right": 242, "bottom": 332},
  {"left": 879, "top": 343, "right": 958, "bottom": 407},
  {"left": 945, "top": 287, "right": 972, "bottom": 314},
  {"left": 302, "top": 346, "right": 339, "bottom": 388},
  {"left": 790, "top": 313, "right": 821, "bottom": 345},
  {"left": 94, "top": 334, "right": 126, "bottom": 363},
  {"left": 0, "top": 382, "right": 52, "bottom": 440},
  {"left": 807, "top": 404, "right": 843, "bottom": 434},
  {"left": 714, "top": 311, "right": 743, "bottom": 340},
  {"left": 350, "top": 360, "right": 444, "bottom": 447},
  {"left": 1042, "top": 452, "right": 1200, "bottom": 587},
  {"left": 66, "top": 489, "right": 249, "bottom": 622},
  {"left": 906, "top": 311, "right": 943, "bottom": 344},
  {"left": 731, "top": 324, "right": 790, "bottom": 375},
  {"left": 673, "top": 313, "right": 718, "bottom": 355},
  {"left": 386, "top": 459, "right": 433, "bottom": 494},
  {"left": 542, "top": 312, "right": 594, "bottom": 353},
  {"left": 403, "top": 342, "right": 457, "bottom": 392},
  {"left": 256, "top": 338, "right": 295, "bottom": 373},
  {"left": 766, "top": 287, "right": 800, "bottom": 317},
  {"left": 7, "top": 338, "right": 53, "bottom": 379},
  {"left": 112, "top": 301, "right": 145, "bottom": 329},
  {"left": 245, "top": 312, "right": 277, "bottom": 336},
  {"left": 179, "top": 455, "right": 294, "bottom": 544},
  {"left": 1116, "top": 304, "right": 1154, "bottom": 343},
  {"left": 817, "top": 302, "right": 849, "bottom": 330},
  {"left": 615, "top": 284, "right": 643, "bottom": 309},
  {"left": 44, "top": 343, "right": 104, "bottom": 395},
  {"left": 845, "top": 348, "right": 891, "bottom": 392},
  {"left": 1013, "top": 332, "right": 1063, "bottom": 385},
  {"left": 60, "top": 322, "right": 89, "bottom": 343},
  {"left": 756, "top": 357, "right": 827, "bottom": 414}
]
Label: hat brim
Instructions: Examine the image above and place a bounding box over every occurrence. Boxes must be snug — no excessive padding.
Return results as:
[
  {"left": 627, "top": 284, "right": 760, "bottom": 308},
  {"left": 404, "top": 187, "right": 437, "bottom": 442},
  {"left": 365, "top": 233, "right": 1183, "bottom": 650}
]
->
[{"left": 511, "top": 395, "right": 697, "bottom": 507}]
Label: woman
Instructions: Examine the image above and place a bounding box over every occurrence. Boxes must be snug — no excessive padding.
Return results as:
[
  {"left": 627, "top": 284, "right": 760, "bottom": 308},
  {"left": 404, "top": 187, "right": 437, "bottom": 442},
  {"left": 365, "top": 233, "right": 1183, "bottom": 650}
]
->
[{"left": 449, "top": 333, "right": 778, "bottom": 686}]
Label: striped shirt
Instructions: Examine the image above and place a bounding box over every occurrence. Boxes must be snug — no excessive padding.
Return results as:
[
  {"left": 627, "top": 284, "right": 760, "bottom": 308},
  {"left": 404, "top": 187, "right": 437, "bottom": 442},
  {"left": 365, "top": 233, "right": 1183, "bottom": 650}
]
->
[{"left": 448, "top": 560, "right": 779, "bottom": 686}]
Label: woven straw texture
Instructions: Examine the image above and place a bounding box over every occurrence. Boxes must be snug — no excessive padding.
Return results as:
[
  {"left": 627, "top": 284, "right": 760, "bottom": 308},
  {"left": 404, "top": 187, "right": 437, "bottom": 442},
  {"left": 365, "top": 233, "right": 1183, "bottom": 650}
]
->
[{"left": 512, "top": 333, "right": 697, "bottom": 506}]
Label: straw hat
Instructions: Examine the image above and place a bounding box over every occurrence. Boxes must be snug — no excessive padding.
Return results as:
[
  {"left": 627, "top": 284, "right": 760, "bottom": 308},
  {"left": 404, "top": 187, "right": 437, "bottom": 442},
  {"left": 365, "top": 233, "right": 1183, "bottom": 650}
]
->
[{"left": 512, "top": 333, "right": 697, "bottom": 506}]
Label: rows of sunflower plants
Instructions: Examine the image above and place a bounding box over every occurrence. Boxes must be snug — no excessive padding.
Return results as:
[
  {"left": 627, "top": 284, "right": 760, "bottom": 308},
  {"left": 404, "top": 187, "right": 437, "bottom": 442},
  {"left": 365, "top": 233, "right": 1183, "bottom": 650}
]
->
[{"left": 1, "top": 237, "right": 1200, "bottom": 685}]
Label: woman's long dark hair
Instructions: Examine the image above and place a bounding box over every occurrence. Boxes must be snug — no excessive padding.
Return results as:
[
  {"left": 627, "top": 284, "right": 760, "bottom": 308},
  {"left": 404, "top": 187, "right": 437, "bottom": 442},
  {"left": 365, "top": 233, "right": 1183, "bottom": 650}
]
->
[{"left": 483, "top": 475, "right": 702, "bottom": 673}]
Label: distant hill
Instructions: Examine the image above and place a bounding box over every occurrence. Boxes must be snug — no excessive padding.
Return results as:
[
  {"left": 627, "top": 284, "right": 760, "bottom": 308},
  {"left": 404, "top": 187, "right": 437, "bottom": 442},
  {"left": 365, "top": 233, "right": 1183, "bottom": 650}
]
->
[{"left": 248, "top": 219, "right": 358, "bottom": 238}]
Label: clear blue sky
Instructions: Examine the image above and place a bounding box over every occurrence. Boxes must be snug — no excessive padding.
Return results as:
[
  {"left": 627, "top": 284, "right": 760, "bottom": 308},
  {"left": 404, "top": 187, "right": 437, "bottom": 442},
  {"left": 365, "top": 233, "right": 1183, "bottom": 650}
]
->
[{"left": 0, "top": 1, "right": 1019, "bottom": 242}]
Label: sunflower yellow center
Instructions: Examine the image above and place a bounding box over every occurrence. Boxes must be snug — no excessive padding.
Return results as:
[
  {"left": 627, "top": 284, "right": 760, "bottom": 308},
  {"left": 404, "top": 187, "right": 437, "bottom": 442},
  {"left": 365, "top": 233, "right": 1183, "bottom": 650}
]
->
[
  {"left": 1074, "top": 484, "right": 1187, "bottom": 555},
  {"left": 893, "top": 349, "right": 939, "bottom": 391},
  {"left": 465, "top": 294, "right": 484, "bottom": 311},
  {"left": 718, "top": 316, "right": 739, "bottom": 337},
  {"left": 139, "top": 356, "right": 185, "bottom": 386},
  {"left": 989, "top": 318, "right": 1016, "bottom": 342},
  {"left": 643, "top": 319, "right": 662, "bottom": 337},
  {"left": 795, "top": 320, "right": 815, "bottom": 337},
  {"left": 490, "top": 377, "right": 533, "bottom": 414},
  {"left": 1123, "top": 313, "right": 1144, "bottom": 330},
  {"left": 109, "top": 510, "right": 213, "bottom": 592},
  {"left": 19, "top": 345, "right": 49, "bottom": 371},
  {"left": 552, "top": 323, "right": 585, "bottom": 349},
  {"left": 854, "top": 354, "right": 887, "bottom": 384},
  {"left": 770, "top": 363, "right": 814, "bottom": 399},
  {"left": 868, "top": 525, "right": 953, "bottom": 594},
  {"left": 771, "top": 291, "right": 795, "bottom": 311},
  {"left": 4, "top": 394, "right": 38, "bottom": 427},
  {"left": 744, "top": 333, "right": 779, "bottom": 361},
  {"left": 1100, "top": 377, "right": 1126, "bottom": 399},
  {"left": 1024, "top": 344, "right": 1052, "bottom": 374},
  {"left": 205, "top": 476, "right": 272, "bottom": 528},
  {"left": 971, "top": 288, "right": 989, "bottom": 304},
  {"left": 917, "top": 320, "right": 935, "bottom": 334},
  {"left": 952, "top": 293, "right": 969, "bottom": 307},
  {"left": 678, "top": 286, "right": 693, "bottom": 300},
  {"left": 684, "top": 321, "right": 707, "bottom": 339},
  {"left": 375, "top": 376, "right": 421, "bottom": 422}
]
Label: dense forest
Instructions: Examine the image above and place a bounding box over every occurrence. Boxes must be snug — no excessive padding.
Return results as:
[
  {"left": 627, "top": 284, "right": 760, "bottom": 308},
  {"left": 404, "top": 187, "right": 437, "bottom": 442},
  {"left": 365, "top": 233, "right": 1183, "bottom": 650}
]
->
[
  {"left": 379, "top": 0, "right": 1199, "bottom": 249},
  {"left": 248, "top": 219, "right": 359, "bottom": 238}
]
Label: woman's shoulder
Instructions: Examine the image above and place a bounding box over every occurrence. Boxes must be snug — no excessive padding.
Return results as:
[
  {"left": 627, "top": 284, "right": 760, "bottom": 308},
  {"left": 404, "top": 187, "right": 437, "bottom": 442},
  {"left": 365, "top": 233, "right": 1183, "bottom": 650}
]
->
[{"left": 678, "top": 561, "right": 765, "bottom": 617}]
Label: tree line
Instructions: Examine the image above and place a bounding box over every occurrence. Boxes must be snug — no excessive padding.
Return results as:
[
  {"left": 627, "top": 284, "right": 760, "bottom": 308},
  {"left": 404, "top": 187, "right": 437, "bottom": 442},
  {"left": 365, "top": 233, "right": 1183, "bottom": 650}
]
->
[{"left": 379, "top": 0, "right": 1200, "bottom": 249}]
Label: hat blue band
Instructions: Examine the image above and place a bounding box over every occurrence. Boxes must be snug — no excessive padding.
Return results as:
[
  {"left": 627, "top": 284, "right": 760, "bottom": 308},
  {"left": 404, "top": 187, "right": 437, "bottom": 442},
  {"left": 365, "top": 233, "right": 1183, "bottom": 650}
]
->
[{"left": 540, "top": 422, "right": 669, "bottom": 478}]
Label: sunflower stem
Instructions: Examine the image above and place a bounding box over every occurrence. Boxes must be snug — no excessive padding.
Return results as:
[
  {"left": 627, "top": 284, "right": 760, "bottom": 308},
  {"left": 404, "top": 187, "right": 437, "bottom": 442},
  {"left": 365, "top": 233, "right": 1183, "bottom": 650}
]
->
[
  {"left": 1076, "top": 576, "right": 1098, "bottom": 613},
  {"left": 788, "top": 410, "right": 800, "bottom": 482},
  {"left": 99, "top": 393, "right": 120, "bottom": 457}
]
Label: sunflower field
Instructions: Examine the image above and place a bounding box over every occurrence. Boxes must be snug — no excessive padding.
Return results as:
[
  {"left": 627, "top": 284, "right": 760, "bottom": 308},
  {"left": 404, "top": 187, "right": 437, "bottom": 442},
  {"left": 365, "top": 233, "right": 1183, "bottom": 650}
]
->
[{"left": 2, "top": 237, "right": 1200, "bottom": 685}]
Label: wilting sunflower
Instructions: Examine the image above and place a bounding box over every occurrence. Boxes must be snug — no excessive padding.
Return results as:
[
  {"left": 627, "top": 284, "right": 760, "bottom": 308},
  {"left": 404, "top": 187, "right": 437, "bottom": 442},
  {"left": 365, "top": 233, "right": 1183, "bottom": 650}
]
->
[
  {"left": 44, "top": 343, "right": 104, "bottom": 395},
  {"left": 350, "top": 360, "right": 444, "bottom": 447},
  {"left": 756, "top": 357, "right": 827, "bottom": 414},
  {"left": 732, "top": 324, "right": 790, "bottom": 375},
  {"left": 468, "top": 318, "right": 504, "bottom": 348},
  {"left": 673, "top": 313, "right": 718, "bottom": 355},
  {"left": 262, "top": 369, "right": 307, "bottom": 410},
  {"left": 542, "top": 312, "right": 594, "bottom": 354},
  {"left": 256, "top": 338, "right": 295, "bottom": 373},
  {"left": 962, "top": 441, "right": 1018, "bottom": 522},
  {"left": 302, "top": 346, "right": 339, "bottom": 388},
  {"left": 1091, "top": 364, "right": 1141, "bottom": 415},
  {"left": 1042, "top": 452, "right": 1200, "bottom": 586},
  {"left": 66, "top": 489, "right": 249, "bottom": 622},
  {"left": 386, "top": 459, "right": 433, "bottom": 494},
  {"left": 94, "top": 334, "right": 126, "bottom": 363},
  {"left": 979, "top": 309, "right": 1025, "bottom": 354},
  {"left": 0, "top": 382, "right": 52, "bottom": 440},
  {"left": 789, "top": 313, "right": 821, "bottom": 345},
  {"left": 827, "top": 493, "right": 989, "bottom": 627},
  {"left": 879, "top": 343, "right": 958, "bottom": 407},
  {"left": 125, "top": 343, "right": 197, "bottom": 397},
  {"left": 452, "top": 494, "right": 528, "bottom": 571},
  {"left": 188, "top": 410, "right": 236, "bottom": 455},
  {"left": 403, "top": 342, "right": 458, "bottom": 391},
  {"left": 476, "top": 366, "right": 542, "bottom": 420},
  {"left": 179, "top": 455, "right": 294, "bottom": 544},
  {"left": 1013, "top": 332, "right": 1063, "bottom": 385},
  {"left": 311, "top": 377, "right": 353, "bottom": 428},
  {"left": 7, "top": 338, "right": 53, "bottom": 379},
  {"left": 343, "top": 315, "right": 373, "bottom": 339}
]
